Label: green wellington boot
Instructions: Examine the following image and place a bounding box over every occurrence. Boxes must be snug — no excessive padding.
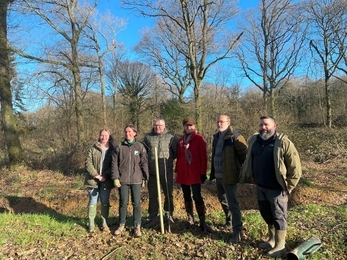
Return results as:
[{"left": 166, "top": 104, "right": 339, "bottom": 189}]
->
[
  {"left": 259, "top": 225, "right": 275, "bottom": 249},
  {"left": 267, "top": 229, "right": 286, "bottom": 257},
  {"left": 88, "top": 204, "right": 97, "bottom": 233}
]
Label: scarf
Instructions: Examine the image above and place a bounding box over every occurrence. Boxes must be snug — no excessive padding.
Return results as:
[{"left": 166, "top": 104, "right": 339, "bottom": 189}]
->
[
  {"left": 184, "top": 133, "right": 193, "bottom": 164},
  {"left": 126, "top": 138, "right": 136, "bottom": 146}
]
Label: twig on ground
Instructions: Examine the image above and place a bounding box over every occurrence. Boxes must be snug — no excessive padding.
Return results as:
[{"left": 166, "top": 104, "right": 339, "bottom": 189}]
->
[
  {"left": 332, "top": 222, "right": 347, "bottom": 230},
  {"left": 100, "top": 246, "right": 123, "bottom": 260}
]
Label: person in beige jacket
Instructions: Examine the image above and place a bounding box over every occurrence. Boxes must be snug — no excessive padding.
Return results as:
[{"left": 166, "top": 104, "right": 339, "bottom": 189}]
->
[{"left": 240, "top": 116, "right": 302, "bottom": 257}]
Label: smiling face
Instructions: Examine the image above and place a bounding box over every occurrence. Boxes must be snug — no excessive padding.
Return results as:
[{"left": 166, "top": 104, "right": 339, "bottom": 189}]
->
[
  {"left": 99, "top": 130, "right": 110, "bottom": 146},
  {"left": 153, "top": 119, "right": 165, "bottom": 134},
  {"left": 259, "top": 118, "right": 276, "bottom": 140},
  {"left": 124, "top": 127, "right": 136, "bottom": 142}
]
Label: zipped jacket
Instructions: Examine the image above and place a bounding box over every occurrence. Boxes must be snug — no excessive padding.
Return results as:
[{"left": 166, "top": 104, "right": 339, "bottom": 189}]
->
[
  {"left": 84, "top": 142, "right": 116, "bottom": 189},
  {"left": 240, "top": 133, "right": 302, "bottom": 193},
  {"left": 142, "top": 128, "right": 177, "bottom": 175},
  {"left": 111, "top": 140, "right": 149, "bottom": 185},
  {"left": 210, "top": 126, "right": 248, "bottom": 184}
]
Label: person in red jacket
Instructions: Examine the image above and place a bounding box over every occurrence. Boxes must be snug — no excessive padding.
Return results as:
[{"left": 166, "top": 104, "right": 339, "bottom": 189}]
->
[{"left": 175, "top": 117, "right": 213, "bottom": 233}]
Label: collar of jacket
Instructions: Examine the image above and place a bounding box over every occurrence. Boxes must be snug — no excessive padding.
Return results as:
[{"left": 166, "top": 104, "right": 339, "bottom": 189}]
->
[
  {"left": 122, "top": 138, "right": 137, "bottom": 146},
  {"left": 213, "top": 125, "right": 234, "bottom": 140}
]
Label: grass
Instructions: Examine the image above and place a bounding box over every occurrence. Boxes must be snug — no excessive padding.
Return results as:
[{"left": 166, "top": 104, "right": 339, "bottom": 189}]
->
[
  {"left": 0, "top": 166, "right": 347, "bottom": 259},
  {"left": 0, "top": 212, "right": 84, "bottom": 248},
  {"left": 1, "top": 204, "right": 345, "bottom": 259}
]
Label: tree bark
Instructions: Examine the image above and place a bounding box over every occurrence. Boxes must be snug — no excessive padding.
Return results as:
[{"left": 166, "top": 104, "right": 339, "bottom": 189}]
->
[{"left": 0, "top": 0, "right": 24, "bottom": 167}]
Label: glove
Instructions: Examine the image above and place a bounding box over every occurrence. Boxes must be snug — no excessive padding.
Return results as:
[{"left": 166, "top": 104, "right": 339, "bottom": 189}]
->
[
  {"left": 114, "top": 179, "right": 120, "bottom": 187},
  {"left": 200, "top": 174, "right": 207, "bottom": 184}
]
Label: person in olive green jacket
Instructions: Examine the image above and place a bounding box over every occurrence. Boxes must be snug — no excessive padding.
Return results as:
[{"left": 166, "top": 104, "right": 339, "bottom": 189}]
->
[
  {"left": 240, "top": 116, "right": 302, "bottom": 257},
  {"left": 84, "top": 128, "right": 116, "bottom": 233},
  {"left": 210, "top": 115, "right": 248, "bottom": 244}
]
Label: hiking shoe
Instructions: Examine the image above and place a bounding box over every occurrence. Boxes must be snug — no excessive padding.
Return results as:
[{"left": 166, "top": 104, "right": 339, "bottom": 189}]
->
[
  {"left": 134, "top": 225, "right": 142, "bottom": 237},
  {"left": 144, "top": 218, "right": 158, "bottom": 228},
  {"left": 113, "top": 224, "right": 125, "bottom": 236}
]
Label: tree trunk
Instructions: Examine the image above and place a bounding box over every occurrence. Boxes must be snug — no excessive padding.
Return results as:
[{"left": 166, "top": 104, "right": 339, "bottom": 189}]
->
[
  {"left": 325, "top": 78, "right": 332, "bottom": 128},
  {"left": 0, "top": 0, "right": 24, "bottom": 167},
  {"left": 194, "top": 80, "right": 202, "bottom": 133}
]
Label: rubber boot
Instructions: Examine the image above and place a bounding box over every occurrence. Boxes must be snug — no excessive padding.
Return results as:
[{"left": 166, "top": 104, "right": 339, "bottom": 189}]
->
[
  {"left": 113, "top": 224, "right": 125, "bottom": 236},
  {"left": 259, "top": 225, "right": 275, "bottom": 249},
  {"left": 88, "top": 204, "right": 97, "bottom": 233},
  {"left": 196, "top": 205, "right": 213, "bottom": 233},
  {"left": 184, "top": 201, "right": 195, "bottom": 228},
  {"left": 267, "top": 230, "right": 286, "bottom": 257},
  {"left": 134, "top": 225, "right": 142, "bottom": 237},
  {"left": 100, "top": 203, "right": 110, "bottom": 232}
]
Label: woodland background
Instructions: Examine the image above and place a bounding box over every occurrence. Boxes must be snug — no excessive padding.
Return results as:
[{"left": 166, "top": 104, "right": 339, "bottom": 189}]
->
[
  {"left": 1, "top": 0, "right": 347, "bottom": 170},
  {"left": 1, "top": 1, "right": 347, "bottom": 259}
]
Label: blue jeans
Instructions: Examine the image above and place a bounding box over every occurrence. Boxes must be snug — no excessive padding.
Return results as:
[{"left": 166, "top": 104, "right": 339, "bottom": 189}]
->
[
  {"left": 216, "top": 178, "right": 242, "bottom": 232},
  {"left": 118, "top": 184, "right": 142, "bottom": 226},
  {"left": 87, "top": 185, "right": 111, "bottom": 206}
]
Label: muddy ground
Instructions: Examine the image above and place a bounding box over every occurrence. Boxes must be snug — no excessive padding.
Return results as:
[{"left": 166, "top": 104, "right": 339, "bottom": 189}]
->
[{"left": 1, "top": 158, "right": 347, "bottom": 259}]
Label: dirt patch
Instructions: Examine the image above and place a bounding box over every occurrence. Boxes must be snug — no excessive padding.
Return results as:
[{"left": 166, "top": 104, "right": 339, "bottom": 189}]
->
[{"left": 1, "top": 158, "right": 347, "bottom": 259}]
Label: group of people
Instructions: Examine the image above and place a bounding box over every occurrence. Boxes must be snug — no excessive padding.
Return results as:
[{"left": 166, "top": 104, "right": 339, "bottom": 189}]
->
[{"left": 84, "top": 115, "right": 302, "bottom": 257}]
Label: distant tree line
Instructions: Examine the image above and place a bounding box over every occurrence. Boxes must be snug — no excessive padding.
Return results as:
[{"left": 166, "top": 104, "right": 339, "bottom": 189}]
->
[{"left": 1, "top": 0, "right": 347, "bottom": 169}]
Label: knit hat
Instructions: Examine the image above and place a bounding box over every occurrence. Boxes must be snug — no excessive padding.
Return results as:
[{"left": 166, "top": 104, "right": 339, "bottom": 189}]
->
[{"left": 182, "top": 117, "right": 196, "bottom": 125}]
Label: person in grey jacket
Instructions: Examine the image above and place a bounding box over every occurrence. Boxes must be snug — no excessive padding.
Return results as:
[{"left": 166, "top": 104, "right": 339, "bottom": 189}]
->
[
  {"left": 84, "top": 128, "right": 116, "bottom": 233},
  {"left": 240, "top": 116, "right": 302, "bottom": 257},
  {"left": 111, "top": 124, "right": 149, "bottom": 237},
  {"left": 142, "top": 117, "right": 177, "bottom": 228}
]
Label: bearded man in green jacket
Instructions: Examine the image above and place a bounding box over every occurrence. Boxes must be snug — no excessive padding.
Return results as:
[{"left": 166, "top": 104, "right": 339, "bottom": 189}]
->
[{"left": 240, "top": 116, "right": 302, "bottom": 257}]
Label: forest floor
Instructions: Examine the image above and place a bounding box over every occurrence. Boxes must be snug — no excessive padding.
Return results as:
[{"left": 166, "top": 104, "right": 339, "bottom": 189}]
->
[{"left": 1, "top": 156, "right": 347, "bottom": 259}]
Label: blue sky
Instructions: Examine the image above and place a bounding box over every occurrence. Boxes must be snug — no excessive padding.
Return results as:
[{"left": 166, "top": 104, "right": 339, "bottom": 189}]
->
[{"left": 99, "top": 0, "right": 259, "bottom": 50}]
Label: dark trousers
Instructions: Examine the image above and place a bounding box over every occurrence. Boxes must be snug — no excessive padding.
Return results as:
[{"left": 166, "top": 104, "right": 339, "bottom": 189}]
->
[
  {"left": 147, "top": 169, "right": 174, "bottom": 219},
  {"left": 257, "top": 186, "right": 288, "bottom": 230},
  {"left": 118, "top": 184, "right": 142, "bottom": 226},
  {"left": 181, "top": 183, "right": 204, "bottom": 206},
  {"left": 216, "top": 178, "right": 242, "bottom": 231}
]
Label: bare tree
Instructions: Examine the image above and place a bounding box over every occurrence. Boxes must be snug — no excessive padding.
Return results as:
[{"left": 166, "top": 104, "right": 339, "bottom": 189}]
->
[
  {"left": 306, "top": 0, "right": 347, "bottom": 128},
  {"left": 238, "top": 0, "right": 307, "bottom": 116},
  {"left": 11, "top": 0, "right": 99, "bottom": 145},
  {"left": 0, "top": 0, "right": 24, "bottom": 167},
  {"left": 135, "top": 20, "right": 192, "bottom": 103},
  {"left": 122, "top": 0, "right": 242, "bottom": 131},
  {"left": 105, "top": 47, "right": 126, "bottom": 122},
  {"left": 117, "top": 60, "right": 156, "bottom": 131},
  {"left": 85, "top": 10, "right": 127, "bottom": 126}
]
